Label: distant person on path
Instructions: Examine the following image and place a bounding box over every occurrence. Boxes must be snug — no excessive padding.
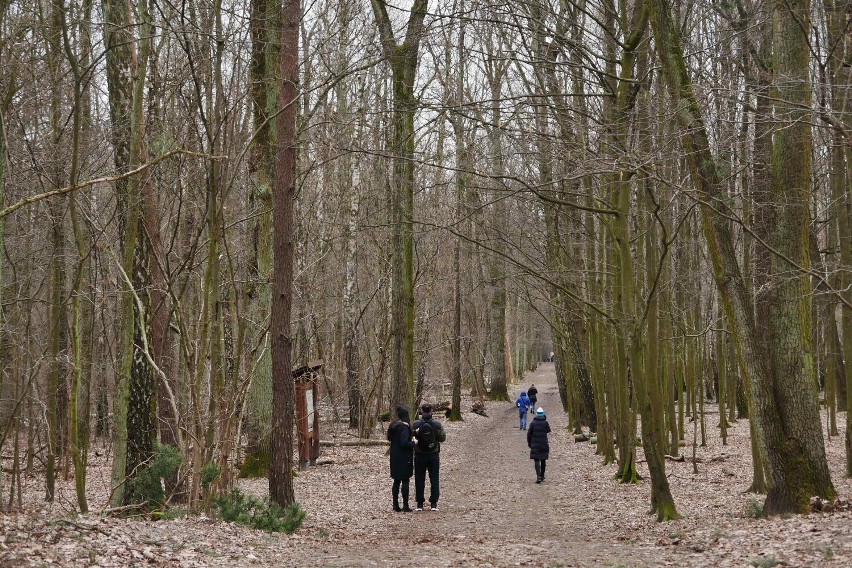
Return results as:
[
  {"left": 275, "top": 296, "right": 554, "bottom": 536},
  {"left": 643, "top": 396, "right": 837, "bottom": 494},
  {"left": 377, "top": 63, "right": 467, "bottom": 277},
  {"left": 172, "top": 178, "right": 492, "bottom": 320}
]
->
[
  {"left": 412, "top": 403, "right": 447, "bottom": 511},
  {"left": 527, "top": 407, "right": 551, "bottom": 483},
  {"left": 548, "top": 351, "right": 554, "bottom": 362},
  {"left": 387, "top": 406, "right": 415, "bottom": 512},
  {"left": 527, "top": 384, "right": 538, "bottom": 412},
  {"left": 515, "top": 391, "right": 532, "bottom": 430}
]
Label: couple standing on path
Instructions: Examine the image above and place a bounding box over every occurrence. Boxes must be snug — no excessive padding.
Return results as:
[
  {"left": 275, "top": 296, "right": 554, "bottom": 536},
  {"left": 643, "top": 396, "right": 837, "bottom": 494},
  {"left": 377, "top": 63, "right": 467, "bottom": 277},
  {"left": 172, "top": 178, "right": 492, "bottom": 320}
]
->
[
  {"left": 387, "top": 404, "right": 447, "bottom": 512},
  {"left": 516, "top": 386, "right": 551, "bottom": 484}
]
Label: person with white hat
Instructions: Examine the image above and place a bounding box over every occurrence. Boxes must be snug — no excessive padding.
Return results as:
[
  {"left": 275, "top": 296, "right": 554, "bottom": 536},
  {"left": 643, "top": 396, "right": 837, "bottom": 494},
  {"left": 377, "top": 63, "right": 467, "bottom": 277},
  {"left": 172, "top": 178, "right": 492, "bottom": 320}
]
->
[{"left": 527, "top": 407, "right": 551, "bottom": 483}]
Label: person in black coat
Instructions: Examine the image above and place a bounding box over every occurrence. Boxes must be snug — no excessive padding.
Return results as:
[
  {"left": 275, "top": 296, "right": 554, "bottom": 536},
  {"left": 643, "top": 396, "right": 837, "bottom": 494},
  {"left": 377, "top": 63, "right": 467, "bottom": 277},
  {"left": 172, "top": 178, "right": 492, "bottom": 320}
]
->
[
  {"left": 412, "top": 403, "right": 447, "bottom": 511},
  {"left": 527, "top": 384, "right": 538, "bottom": 412},
  {"left": 387, "top": 406, "right": 415, "bottom": 512},
  {"left": 527, "top": 407, "right": 551, "bottom": 483}
]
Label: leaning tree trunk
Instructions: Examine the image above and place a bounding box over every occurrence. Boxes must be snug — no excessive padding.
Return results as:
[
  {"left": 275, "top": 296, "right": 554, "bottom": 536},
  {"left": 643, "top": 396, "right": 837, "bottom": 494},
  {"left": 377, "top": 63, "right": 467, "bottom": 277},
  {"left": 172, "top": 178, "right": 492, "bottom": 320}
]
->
[{"left": 646, "top": 0, "right": 836, "bottom": 514}]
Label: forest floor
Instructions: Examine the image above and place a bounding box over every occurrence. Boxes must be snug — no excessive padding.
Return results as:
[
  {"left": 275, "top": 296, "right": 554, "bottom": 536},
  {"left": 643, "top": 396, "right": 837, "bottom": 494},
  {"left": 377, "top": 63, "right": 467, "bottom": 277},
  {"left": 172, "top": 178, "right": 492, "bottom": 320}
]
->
[{"left": 2, "top": 363, "right": 852, "bottom": 567}]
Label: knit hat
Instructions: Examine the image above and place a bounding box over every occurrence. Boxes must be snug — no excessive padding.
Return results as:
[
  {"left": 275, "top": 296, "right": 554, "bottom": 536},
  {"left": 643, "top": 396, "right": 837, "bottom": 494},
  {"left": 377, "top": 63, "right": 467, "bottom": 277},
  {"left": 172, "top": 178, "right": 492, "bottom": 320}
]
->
[
  {"left": 535, "top": 407, "right": 544, "bottom": 416},
  {"left": 396, "top": 406, "right": 410, "bottom": 421}
]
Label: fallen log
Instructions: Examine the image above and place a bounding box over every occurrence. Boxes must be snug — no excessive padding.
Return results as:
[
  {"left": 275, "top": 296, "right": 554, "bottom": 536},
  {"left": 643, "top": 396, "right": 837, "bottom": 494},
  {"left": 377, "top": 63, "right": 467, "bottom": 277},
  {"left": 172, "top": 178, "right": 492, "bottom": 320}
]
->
[
  {"left": 471, "top": 401, "right": 488, "bottom": 417},
  {"left": 637, "top": 454, "right": 685, "bottom": 465},
  {"left": 319, "top": 439, "right": 390, "bottom": 447}
]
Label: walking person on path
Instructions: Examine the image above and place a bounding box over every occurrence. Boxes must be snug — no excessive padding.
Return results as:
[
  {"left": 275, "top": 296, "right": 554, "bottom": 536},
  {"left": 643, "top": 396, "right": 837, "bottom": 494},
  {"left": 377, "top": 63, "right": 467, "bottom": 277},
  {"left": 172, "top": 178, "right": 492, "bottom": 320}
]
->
[
  {"left": 387, "top": 406, "right": 415, "bottom": 512},
  {"left": 527, "top": 407, "right": 551, "bottom": 483},
  {"left": 412, "top": 403, "right": 446, "bottom": 511},
  {"left": 515, "top": 391, "right": 532, "bottom": 429},
  {"left": 527, "top": 384, "right": 538, "bottom": 412}
]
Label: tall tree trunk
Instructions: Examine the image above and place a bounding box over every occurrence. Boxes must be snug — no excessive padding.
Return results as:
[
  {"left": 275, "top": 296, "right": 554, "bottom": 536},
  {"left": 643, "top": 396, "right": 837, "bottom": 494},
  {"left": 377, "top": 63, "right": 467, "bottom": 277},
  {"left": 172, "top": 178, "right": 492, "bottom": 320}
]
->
[
  {"left": 448, "top": 12, "right": 467, "bottom": 422},
  {"left": 63, "top": 0, "right": 96, "bottom": 512},
  {"left": 829, "top": 0, "right": 852, "bottom": 478},
  {"left": 608, "top": 1, "right": 646, "bottom": 485},
  {"left": 269, "top": 0, "right": 300, "bottom": 507},
  {"left": 337, "top": 0, "right": 363, "bottom": 429},
  {"left": 370, "top": 0, "right": 427, "bottom": 413},
  {"left": 144, "top": 9, "right": 181, "bottom": 498},
  {"left": 486, "top": 62, "right": 509, "bottom": 402},
  {"left": 45, "top": 0, "right": 69, "bottom": 502},
  {"left": 0, "top": 0, "right": 8, "bottom": 511},
  {"left": 103, "top": 0, "right": 151, "bottom": 507},
  {"left": 244, "top": 0, "right": 280, "bottom": 474}
]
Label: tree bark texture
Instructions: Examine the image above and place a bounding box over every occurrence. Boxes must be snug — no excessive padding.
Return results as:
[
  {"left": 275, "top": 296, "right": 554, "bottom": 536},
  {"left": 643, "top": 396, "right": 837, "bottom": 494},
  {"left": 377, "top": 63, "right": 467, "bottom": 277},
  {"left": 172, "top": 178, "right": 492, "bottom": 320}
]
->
[{"left": 269, "top": 0, "right": 300, "bottom": 507}]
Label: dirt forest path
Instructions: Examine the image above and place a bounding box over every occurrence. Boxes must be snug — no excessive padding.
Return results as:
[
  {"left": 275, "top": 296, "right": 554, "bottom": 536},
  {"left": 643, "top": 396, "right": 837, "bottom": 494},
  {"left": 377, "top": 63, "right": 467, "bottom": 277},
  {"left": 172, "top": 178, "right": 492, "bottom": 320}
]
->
[
  {"left": 278, "top": 363, "right": 649, "bottom": 567},
  {"left": 4, "top": 362, "right": 851, "bottom": 566}
]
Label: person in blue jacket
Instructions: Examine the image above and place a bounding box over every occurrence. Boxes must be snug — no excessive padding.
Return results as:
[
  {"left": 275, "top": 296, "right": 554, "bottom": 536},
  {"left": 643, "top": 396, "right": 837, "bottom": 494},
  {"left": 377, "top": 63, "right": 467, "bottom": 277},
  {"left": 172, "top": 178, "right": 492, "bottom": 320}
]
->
[
  {"left": 527, "top": 407, "right": 551, "bottom": 483},
  {"left": 515, "top": 391, "right": 532, "bottom": 430}
]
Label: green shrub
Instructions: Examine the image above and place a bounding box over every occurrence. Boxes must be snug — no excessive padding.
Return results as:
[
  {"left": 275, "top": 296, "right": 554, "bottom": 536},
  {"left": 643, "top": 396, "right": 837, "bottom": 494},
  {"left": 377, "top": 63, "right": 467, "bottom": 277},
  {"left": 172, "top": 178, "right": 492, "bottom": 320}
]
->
[
  {"left": 744, "top": 498, "right": 763, "bottom": 519},
  {"left": 202, "top": 462, "right": 222, "bottom": 488},
  {"left": 125, "top": 443, "right": 183, "bottom": 509},
  {"left": 157, "top": 508, "right": 191, "bottom": 521},
  {"left": 749, "top": 555, "right": 779, "bottom": 568},
  {"left": 214, "top": 488, "right": 306, "bottom": 534},
  {"left": 238, "top": 453, "right": 270, "bottom": 479}
]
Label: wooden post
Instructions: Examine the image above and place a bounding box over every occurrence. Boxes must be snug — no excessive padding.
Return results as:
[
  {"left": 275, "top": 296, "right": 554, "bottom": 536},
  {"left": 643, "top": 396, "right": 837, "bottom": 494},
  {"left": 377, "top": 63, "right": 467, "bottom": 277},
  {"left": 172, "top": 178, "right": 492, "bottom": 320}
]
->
[{"left": 294, "top": 361, "right": 322, "bottom": 470}]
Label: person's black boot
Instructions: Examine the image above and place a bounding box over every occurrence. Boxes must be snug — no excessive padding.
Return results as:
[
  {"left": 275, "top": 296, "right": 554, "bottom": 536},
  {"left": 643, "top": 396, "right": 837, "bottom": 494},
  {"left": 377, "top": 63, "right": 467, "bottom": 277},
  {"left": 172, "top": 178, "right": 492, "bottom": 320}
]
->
[
  {"left": 402, "top": 495, "right": 412, "bottom": 512},
  {"left": 393, "top": 493, "right": 402, "bottom": 512}
]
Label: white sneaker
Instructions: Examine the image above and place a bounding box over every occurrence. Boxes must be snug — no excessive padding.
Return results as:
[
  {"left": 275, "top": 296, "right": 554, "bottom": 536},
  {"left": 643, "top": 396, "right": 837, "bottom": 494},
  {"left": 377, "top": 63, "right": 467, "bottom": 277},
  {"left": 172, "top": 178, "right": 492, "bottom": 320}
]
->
[
  {"left": 415, "top": 507, "right": 423, "bottom": 511},
  {"left": 430, "top": 506, "right": 439, "bottom": 512}
]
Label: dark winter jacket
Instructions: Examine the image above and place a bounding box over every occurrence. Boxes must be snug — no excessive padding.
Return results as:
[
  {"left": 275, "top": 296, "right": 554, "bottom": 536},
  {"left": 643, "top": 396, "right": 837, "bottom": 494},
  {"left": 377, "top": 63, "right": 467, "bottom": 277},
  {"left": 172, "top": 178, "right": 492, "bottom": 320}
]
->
[
  {"left": 412, "top": 413, "right": 446, "bottom": 454},
  {"left": 388, "top": 420, "right": 415, "bottom": 479},
  {"left": 527, "top": 415, "right": 551, "bottom": 460},
  {"left": 527, "top": 386, "right": 538, "bottom": 401}
]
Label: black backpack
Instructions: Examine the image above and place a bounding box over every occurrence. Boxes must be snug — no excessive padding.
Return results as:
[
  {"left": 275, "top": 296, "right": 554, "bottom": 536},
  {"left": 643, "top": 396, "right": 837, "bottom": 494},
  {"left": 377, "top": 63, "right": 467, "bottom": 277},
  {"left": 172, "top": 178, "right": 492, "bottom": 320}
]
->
[{"left": 416, "top": 420, "right": 437, "bottom": 451}]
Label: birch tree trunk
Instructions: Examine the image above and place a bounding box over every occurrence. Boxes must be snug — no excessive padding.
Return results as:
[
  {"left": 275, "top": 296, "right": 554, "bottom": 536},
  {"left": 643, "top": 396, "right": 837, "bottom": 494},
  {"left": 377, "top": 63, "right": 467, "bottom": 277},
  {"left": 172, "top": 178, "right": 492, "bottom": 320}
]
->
[{"left": 103, "top": 0, "right": 150, "bottom": 507}]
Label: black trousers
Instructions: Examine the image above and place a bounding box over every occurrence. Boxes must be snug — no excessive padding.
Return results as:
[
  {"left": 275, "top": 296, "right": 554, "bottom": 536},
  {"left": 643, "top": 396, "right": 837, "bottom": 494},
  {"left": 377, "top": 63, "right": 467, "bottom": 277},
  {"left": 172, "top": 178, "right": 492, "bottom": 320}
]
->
[
  {"left": 414, "top": 452, "right": 440, "bottom": 507},
  {"left": 534, "top": 459, "right": 547, "bottom": 479},
  {"left": 392, "top": 478, "right": 410, "bottom": 508}
]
